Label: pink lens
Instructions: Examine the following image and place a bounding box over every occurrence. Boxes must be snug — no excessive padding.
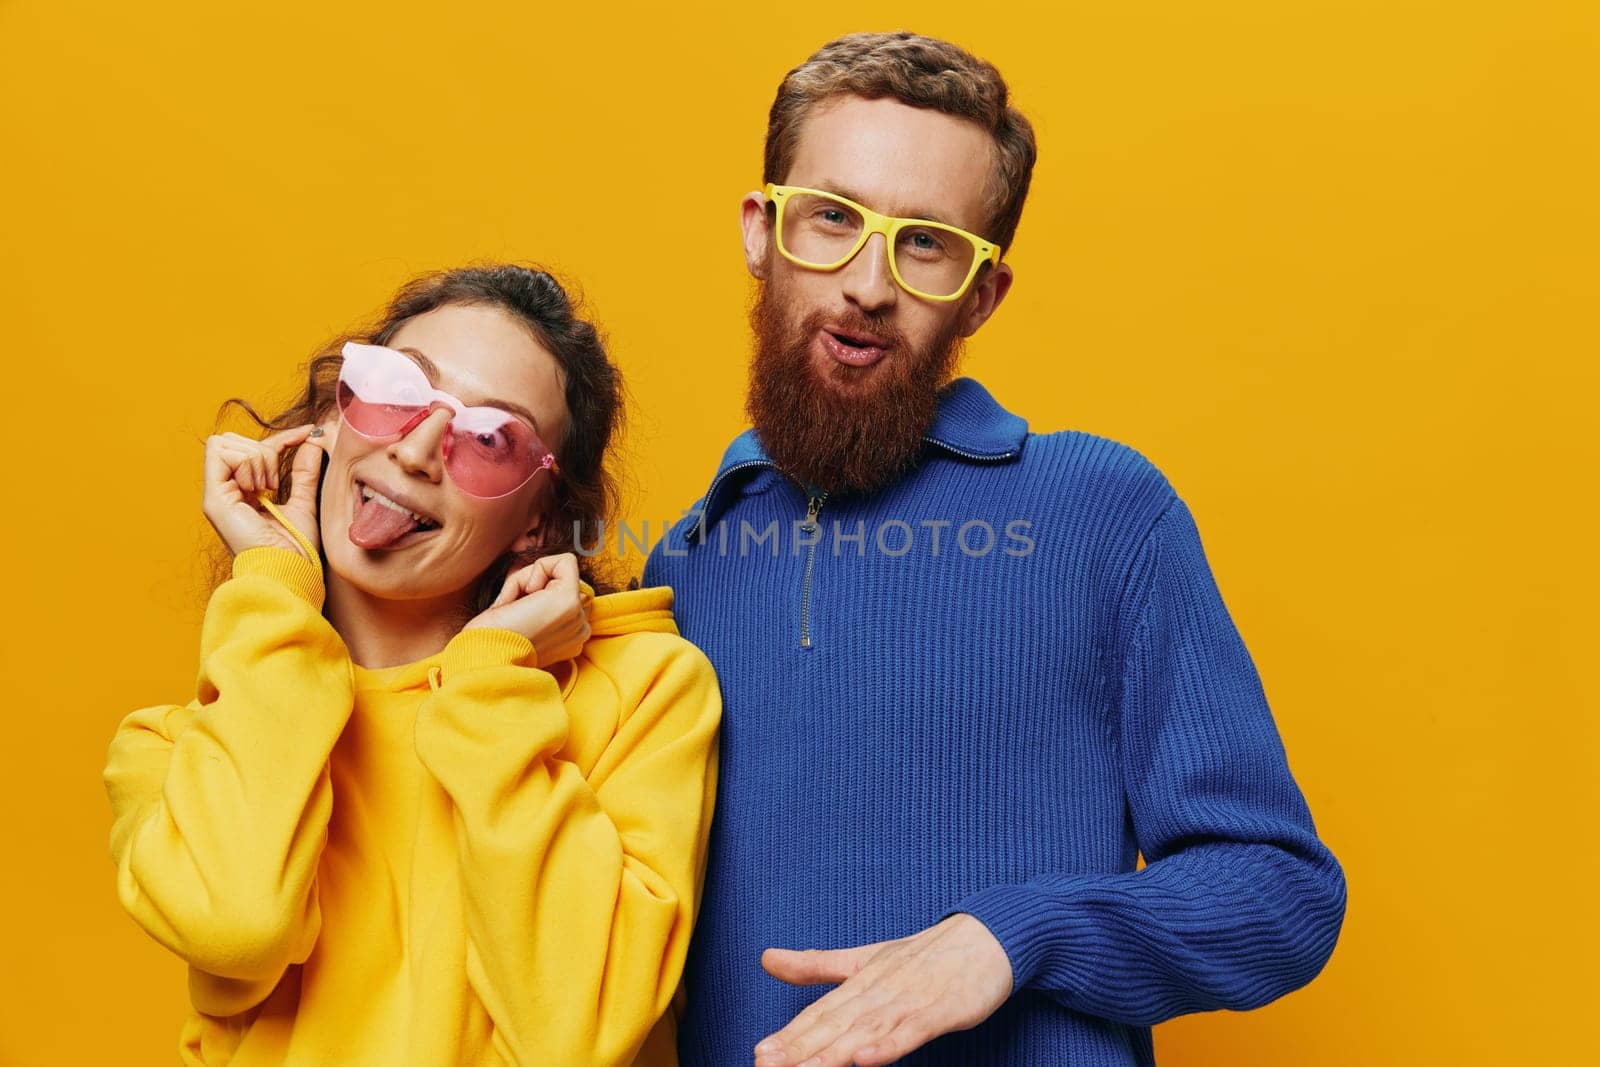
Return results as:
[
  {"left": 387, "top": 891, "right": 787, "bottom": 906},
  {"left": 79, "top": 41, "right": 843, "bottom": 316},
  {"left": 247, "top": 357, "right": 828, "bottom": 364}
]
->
[
  {"left": 337, "top": 342, "right": 559, "bottom": 499},
  {"left": 441, "top": 410, "right": 555, "bottom": 498},
  {"left": 335, "top": 379, "right": 430, "bottom": 438}
]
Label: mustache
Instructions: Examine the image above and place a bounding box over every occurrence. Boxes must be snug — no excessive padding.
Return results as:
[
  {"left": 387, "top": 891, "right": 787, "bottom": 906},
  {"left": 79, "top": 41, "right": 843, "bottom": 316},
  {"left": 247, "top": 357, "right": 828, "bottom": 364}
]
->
[
  {"left": 799, "top": 307, "right": 909, "bottom": 352},
  {"left": 745, "top": 278, "right": 966, "bottom": 495}
]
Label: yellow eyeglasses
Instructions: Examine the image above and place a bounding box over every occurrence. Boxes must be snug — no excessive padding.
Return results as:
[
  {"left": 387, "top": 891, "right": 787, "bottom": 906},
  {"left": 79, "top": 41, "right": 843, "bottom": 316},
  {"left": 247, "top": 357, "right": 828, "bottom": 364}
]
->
[{"left": 765, "top": 183, "right": 1002, "bottom": 302}]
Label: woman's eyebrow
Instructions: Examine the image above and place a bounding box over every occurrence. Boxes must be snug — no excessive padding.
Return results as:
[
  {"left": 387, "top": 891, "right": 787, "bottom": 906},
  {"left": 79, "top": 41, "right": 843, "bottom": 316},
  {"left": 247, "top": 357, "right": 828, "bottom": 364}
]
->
[
  {"left": 396, "top": 345, "right": 441, "bottom": 381},
  {"left": 395, "top": 345, "right": 546, "bottom": 434}
]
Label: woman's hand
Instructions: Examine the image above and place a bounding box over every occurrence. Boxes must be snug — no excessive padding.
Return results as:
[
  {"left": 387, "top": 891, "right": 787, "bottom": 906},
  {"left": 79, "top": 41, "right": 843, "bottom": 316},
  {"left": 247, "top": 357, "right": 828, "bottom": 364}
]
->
[
  {"left": 463, "top": 552, "right": 593, "bottom": 667},
  {"left": 203, "top": 425, "right": 326, "bottom": 559}
]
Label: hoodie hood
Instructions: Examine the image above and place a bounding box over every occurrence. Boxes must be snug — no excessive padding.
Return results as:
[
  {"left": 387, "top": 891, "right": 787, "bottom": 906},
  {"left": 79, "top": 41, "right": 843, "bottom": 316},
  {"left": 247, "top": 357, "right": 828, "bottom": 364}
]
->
[{"left": 582, "top": 581, "right": 678, "bottom": 638}]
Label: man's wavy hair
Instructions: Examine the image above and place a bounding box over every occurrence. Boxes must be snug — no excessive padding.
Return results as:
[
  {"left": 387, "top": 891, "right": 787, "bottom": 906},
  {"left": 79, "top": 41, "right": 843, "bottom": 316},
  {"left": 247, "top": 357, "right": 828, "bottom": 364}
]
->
[
  {"left": 218, "top": 263, "right": 627, "bottom": 605},
  {"left": 763, "top": 31, "right": 1038, "bottom": 252}
]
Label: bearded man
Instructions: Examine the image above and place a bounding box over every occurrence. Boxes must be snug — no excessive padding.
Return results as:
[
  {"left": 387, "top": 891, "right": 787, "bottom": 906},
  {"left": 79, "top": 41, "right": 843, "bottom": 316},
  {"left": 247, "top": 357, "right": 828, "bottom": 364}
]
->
[{"left": 643, "top": 31, "right": 1346, "bottom": 1067}]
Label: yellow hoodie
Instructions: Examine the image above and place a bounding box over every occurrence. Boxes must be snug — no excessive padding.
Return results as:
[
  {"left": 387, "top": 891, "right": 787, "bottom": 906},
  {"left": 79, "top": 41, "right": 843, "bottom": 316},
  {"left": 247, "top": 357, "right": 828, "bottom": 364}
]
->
[{"left": 103, "top": 547, "right": 720, "bottom": 1066}]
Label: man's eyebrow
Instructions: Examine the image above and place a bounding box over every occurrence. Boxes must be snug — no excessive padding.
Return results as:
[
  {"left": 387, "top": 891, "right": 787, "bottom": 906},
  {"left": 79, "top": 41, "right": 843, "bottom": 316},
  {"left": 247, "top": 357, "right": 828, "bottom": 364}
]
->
[
  {"left": 815, "top": 182, "right": 956, "bottom": 228},
  {"left": 394, "top": 346, "right": 546, "bottom": 434}
]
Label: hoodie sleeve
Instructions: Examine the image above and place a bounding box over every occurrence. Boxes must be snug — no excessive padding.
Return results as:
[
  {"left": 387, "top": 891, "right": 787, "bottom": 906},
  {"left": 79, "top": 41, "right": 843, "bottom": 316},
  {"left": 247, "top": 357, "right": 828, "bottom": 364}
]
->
[
  {"left": 413, "top": 626, "right": 721, "bottom": 1067},
  {"left": 102, "top": 548, "right": 355, "bottom": 1016},
  {"left": 957, "top": 497, "right": 1346, "bottom": 1025}
]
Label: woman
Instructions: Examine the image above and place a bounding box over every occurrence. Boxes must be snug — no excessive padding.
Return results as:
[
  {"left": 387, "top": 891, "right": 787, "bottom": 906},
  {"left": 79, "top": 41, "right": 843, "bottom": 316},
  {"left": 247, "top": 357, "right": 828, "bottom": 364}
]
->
[{"left": 102, "top": 264, "right": 720, "bottom": 1066}]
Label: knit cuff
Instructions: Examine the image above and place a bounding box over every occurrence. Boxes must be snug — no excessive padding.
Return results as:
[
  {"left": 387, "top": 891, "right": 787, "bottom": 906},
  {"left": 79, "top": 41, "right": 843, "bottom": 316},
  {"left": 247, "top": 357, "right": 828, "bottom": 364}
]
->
[
  {"left": 440, "top": 628, "right": 537, "bottom": 678},
  {"left": 232, "top": 546, "right": 325, "bottom": 607},
  {"left": 955, "top": 883, "right": 1074, "bottom": 991}
]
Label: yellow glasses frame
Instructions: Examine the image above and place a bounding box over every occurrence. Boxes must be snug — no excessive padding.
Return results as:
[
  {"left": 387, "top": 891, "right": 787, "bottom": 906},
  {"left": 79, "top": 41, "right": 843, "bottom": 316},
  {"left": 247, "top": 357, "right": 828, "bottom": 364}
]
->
[{"left": 765, "top": 183, "right": 1003, "bottom": 303}]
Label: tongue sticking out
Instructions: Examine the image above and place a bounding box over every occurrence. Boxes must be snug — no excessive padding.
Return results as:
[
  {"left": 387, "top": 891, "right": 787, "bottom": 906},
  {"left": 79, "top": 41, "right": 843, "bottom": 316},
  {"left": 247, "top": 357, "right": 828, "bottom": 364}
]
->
[{"left": 349, "top": 496, "right": 422, "bottom": 549}]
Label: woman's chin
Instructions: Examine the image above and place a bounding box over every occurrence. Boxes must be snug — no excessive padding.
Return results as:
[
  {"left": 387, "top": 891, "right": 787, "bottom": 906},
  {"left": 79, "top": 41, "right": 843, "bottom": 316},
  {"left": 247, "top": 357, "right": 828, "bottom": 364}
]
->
[{"left": 323, "top": 542, "right": 477, "bottom": 606}]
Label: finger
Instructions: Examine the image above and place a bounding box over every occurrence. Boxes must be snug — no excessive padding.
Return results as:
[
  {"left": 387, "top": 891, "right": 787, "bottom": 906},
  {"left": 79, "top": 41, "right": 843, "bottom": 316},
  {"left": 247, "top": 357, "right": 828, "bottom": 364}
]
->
[
  {"left": 853, "top": 1013, "right": 937, "bottom": 1067},
  {"left": 546, "top": 551, "right": 581, "bottom": 592},
  {"left": 255, "top": 425, "right": 314, "bottom": 490},
  {"left": 259, "top": 423, "right": 316, "bottom": 452},
  {"left": 762, "top": 945, "right": 877, "bottom": 986},
  {"left": 491, "top": 566, "right": 533, "bottom": 608},
  {"left": 217, "top": 432, "right": 269, "bottom": 469},
  {"left": 754, "top": 986, "right": 861, "bottom": 1067},
  {"left": 204, "top": 438, "right": 249, "bottom": 505},
  {"left": 522, "top": 556, "right": 556, "bottom": 594},
  {"left": 235, "top": 452, "right": 258, "bottom": 494},
  {"left": 496, "top": 558, "right": 556, "bottom": 606},
  {"left": 209, "top": 443, "right": 265, "bottom": 489},
  {"left": 203, "top": 437, "right": 228, "bottom": 480},
  {"left": 252, "top": 453, "right": 273, "bottom": 496},
  {"left": 811, "top": 1007, "right": 901, "bottom": 1067},
  {"left": 240, "top": 442, "right": 277, "bottom": 494},
  {"left": 285, "top": 435, "right": 326, "bottom": 510}
]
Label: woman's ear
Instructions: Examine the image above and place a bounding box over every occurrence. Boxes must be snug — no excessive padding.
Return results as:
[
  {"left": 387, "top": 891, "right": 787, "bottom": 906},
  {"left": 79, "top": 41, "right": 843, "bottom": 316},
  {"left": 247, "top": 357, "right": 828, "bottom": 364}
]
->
[
  {"left": 316, "top": 412, "right": 342, "bottom": 449},
  {"left": 511, "top": 512, "right": 548, "bottom": 555}
]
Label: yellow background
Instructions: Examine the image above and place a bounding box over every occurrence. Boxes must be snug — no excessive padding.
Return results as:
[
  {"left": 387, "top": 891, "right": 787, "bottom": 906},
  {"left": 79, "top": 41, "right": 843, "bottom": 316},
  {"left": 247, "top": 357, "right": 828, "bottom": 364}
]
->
[{"left": 2, "top": 1, "right": 1595, "bottom": 1063}]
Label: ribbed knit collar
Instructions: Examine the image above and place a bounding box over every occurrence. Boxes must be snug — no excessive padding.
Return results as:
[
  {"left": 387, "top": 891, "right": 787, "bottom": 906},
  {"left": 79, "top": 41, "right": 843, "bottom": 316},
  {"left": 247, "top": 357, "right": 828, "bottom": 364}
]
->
[
  {"left": 921, "top": 376, "right": 1030, "bottom": 461},
  {"left": 689, "top": 376, "right": 1028, "bottom": 541}
]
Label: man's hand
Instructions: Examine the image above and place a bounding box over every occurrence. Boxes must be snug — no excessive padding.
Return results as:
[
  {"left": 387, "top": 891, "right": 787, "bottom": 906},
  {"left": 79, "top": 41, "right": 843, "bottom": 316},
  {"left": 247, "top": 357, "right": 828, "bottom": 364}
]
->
[{"left": 753, "top": 913, "right": 1013, "bottom": 1067}]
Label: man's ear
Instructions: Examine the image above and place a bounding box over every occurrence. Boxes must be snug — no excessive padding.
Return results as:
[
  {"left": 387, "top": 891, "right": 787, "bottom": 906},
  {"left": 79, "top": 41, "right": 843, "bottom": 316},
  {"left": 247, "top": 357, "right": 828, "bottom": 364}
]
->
[
  {"left": 958, "top": 261, "right": 1015, "bottom": 338},
  {"left": 740, "top": 191, "right": 773, "bottom": 279}
]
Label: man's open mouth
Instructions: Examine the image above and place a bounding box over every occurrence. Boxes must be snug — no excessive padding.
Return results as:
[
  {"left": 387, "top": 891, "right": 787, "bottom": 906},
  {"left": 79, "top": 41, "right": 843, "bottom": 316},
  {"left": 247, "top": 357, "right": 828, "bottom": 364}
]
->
[
  {"left": 820, "top": 326, "right": 891, "bottom": 367},
  {"left": 829, "top": 327, "right": 889, "bottom": 350}
]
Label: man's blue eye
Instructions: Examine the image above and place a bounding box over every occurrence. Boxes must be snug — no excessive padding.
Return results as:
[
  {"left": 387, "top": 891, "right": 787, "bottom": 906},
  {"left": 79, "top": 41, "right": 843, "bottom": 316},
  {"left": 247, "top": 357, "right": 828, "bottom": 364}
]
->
[{"left": 901, "top": 228, "right": 948, "bottom": 256}]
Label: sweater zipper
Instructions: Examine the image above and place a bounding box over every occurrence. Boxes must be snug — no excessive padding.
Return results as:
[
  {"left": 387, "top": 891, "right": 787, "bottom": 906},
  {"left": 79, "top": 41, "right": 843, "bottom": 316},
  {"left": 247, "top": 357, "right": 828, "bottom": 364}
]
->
[
  {"left": 921, "top": 436, "right": 1019, "bottom": 463},
  {"left": 690, "top": 460, "right": 770, "bottom": 541},
  {"left": 799, "top": 489, "right": 828, "bottom": 648}
]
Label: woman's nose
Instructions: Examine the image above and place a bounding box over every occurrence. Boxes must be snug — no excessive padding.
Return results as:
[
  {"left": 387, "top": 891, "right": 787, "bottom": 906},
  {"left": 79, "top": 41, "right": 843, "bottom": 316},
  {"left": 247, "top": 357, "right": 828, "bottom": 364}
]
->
[{"left": 387, "top": 405, "right": 451, "bottom": 480}]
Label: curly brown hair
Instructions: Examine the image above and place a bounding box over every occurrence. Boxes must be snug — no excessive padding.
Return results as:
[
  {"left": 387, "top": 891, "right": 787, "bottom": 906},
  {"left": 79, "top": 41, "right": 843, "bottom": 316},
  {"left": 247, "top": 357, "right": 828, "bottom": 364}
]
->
[
  {"left": 763, "top": 31, "right": 1038, "bottom": 252},
  {"left": 219, "top": 262, "right": 627, "bottom": 605}
]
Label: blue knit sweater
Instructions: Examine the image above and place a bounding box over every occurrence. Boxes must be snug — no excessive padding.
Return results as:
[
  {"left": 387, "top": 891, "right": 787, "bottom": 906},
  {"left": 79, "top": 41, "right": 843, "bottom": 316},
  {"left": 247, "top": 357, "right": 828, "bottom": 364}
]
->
[{"left": 643, "top": 377, "right": 1345, "bottom": 1066}]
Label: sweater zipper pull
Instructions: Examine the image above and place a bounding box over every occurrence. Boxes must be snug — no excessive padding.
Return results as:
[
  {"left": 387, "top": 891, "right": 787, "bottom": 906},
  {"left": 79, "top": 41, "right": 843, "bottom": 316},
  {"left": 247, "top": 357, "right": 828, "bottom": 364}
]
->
[
  {"left": 802, "top": 491, "right": 826, "bottom": 530},
  {"left": 799, "top": 489, "right": 828, "bottom": 648}
]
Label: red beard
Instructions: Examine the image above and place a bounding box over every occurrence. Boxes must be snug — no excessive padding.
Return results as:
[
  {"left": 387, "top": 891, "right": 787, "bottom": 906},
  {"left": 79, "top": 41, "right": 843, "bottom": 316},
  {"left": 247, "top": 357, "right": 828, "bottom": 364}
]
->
[{"left": 745, "top": 277, "right": 966, "bottom": 495}]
